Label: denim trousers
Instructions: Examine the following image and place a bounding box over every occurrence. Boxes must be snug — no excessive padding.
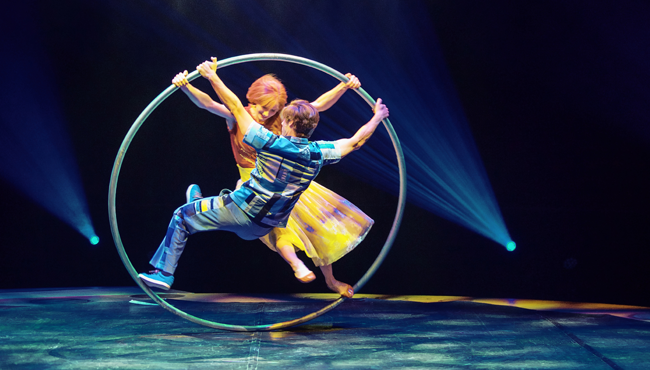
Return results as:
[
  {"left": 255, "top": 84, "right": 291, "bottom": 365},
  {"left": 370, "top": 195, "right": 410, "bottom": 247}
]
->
[{"left": 149, "top": 195, "right": 272, "bottom": 274}]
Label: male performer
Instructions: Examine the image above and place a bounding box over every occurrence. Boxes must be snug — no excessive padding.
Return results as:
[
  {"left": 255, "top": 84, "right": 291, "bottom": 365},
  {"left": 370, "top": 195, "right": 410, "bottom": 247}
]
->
[{"left": 139, "top": 57, "right": 389, "bottom": 291}]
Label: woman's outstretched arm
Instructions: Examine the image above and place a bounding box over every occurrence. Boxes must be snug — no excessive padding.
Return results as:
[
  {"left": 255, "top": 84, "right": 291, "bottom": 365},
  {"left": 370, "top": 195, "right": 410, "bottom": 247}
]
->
[{"left": 172, "top": 70, "right": 236, "bottom": 130}]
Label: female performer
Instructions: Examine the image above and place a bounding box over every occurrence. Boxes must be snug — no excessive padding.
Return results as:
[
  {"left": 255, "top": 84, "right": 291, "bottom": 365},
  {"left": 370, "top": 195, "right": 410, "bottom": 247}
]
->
[{"left": 171, "top": 65, "right": 372, "bottom": 297}]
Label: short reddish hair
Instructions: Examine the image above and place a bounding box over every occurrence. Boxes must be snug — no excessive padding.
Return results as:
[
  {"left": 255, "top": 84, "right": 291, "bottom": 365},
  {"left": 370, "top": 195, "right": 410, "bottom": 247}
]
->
[
  {"left": 246, "top": 74, "right": 288, "bottom": 110},
  {"left": 281, "top": 100, "right": 320, "bottom": 138}
]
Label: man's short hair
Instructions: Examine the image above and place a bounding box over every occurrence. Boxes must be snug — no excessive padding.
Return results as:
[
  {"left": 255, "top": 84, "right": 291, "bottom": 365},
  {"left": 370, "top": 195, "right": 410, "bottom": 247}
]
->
[{"left": 280, "top": 99, "right": 320, "bottom": 138}]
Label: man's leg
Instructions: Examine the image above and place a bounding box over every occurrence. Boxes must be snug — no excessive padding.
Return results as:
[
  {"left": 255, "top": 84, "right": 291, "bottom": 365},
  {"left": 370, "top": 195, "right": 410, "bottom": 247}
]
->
[
  {"left": 148, "top": 209, "right": 190, "bottom": 276},
  {"left": 142, "top": 194, "right": 266, "bottom": 289},
  {"left": 141, "top": 207, "right": 191, "bottom": 290}
]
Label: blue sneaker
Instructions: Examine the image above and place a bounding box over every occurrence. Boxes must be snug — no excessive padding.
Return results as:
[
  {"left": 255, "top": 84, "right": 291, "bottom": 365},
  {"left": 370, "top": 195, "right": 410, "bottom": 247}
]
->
[
  {"left": 138, "top": 269, "right": 174, "bottom": 290},
  {"left": 186, "top": 184, "right": 203, "bottom": 203}
]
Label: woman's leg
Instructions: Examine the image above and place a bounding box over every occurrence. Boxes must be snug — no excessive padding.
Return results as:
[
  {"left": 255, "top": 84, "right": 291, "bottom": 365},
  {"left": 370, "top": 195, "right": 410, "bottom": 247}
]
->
[
  {"left": 275, "top": 237, "right": 316, "bottom": 283},
  {"left": 319, "top": 264, "right": 354, "bottom": 298}
]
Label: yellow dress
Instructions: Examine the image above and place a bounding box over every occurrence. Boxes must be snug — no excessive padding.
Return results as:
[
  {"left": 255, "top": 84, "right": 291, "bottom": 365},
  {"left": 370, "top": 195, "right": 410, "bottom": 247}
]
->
[{"left": 237, "top": 166, "right": 374, "bottom": 266}]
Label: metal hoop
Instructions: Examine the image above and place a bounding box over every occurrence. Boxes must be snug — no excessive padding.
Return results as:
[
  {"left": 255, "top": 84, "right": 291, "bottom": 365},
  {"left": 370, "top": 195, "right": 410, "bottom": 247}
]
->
[{"left": 108, "top": 53, "right": 407, "bottom": 331}]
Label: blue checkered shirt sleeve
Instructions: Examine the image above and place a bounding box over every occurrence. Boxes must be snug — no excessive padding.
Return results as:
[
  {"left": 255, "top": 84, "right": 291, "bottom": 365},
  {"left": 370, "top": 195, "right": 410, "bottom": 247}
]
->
[
  {"left": 314, "top": 141, "right": 342, "bottom": 165},
  {"left": 242, "top": 121, "right": 274, "bottom": 150}
]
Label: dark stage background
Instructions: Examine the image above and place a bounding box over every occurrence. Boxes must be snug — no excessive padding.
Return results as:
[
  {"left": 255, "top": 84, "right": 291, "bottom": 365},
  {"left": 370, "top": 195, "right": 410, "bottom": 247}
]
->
[{"left": 1, "top": 1, "right": 649, "bottom": 307}]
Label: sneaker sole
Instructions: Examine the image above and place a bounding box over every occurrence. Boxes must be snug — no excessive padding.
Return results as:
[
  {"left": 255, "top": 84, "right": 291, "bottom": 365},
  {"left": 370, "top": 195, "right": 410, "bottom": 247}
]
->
[
  {"left": 138, "top": 274, "right": 171, "bottom": 290},
  {"left": 185, "top": 186, "right": 194, "bottom": 204},
  {"left": 186, "top": 184, "right": 202, "bottom": 203}
]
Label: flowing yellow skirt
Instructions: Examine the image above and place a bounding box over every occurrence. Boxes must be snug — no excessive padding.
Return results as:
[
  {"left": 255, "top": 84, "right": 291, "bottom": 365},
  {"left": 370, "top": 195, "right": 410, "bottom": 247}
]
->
[{"left": 238, "top": 166, "right": 374, "bottom": 266}]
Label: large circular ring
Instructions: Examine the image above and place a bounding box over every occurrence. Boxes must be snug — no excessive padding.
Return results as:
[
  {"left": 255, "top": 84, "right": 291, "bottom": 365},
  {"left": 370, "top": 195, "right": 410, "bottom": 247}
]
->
[{"left": 108, "top": 53, "right": 407, "bottom": 331}]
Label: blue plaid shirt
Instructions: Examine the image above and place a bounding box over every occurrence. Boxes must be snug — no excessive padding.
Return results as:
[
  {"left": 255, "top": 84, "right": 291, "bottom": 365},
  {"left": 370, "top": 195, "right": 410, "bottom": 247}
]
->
[{"left": 229, "top": 122, "right": 342, "bottom": 228}]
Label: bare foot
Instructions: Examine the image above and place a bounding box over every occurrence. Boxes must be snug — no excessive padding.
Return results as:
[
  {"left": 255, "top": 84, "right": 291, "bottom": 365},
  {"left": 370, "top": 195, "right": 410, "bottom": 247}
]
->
[
  {"left": 295, "top": 271, "right": 316, "bottom": 283},
  {"left": 327, "top": 279, "right": 354, "bottom": 298},
  {"left": 294, "top": 263, "right": 316, "bottom": 283}
]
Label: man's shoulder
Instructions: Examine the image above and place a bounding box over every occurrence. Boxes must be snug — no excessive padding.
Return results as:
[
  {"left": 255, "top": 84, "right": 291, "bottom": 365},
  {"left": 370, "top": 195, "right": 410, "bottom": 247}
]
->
[
  {"left": 310, "top": 140, "right": 336, "bottom": 149},
  {"left": 310, "top": 140, "right": 341, "bottom": 162},
  {"left": 243, "top": 121, "right": 275, "bottom": 148},
  {"left": 246, "top": 120, "right": 265, "bottom": 134}
]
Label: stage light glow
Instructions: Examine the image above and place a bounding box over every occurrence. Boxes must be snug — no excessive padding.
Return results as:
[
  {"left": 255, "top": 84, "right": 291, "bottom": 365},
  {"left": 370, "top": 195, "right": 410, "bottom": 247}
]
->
[
  {"left": 90, "top": 236, "right": 100, "bottom": 245},
  {"left": 506, "top": 241, "right": 516, "bottom": 251},
  {"left": 295, "top": 6, "right": 515, "bottom": 251},
  {"left": 0, "top": 5, "right": 97, "bottom": 245}
]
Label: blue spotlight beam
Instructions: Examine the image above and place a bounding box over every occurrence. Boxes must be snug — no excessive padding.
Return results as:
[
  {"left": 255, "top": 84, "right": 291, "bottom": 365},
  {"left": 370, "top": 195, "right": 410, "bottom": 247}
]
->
[
  {"left": 109, "top": 53, "right": 407, "bottom": 331},
  {"left": 272, "top": 5, "right": 515, "bottom": 250},
  {"left": 0, "top": 4, "right": 97, "bottom": 244}
]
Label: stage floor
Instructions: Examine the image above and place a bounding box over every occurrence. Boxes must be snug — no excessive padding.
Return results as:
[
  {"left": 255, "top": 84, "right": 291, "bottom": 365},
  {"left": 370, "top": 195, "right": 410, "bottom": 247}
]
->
[{"left": 1, "top": 287, "right": 650, "bottom": 369}]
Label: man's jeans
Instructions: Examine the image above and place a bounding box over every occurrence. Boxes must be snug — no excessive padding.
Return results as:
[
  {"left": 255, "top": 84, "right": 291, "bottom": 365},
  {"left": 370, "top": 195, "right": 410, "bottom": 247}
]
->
[{"left": 150, "top": 195, "right": 271, "bottom": 274}]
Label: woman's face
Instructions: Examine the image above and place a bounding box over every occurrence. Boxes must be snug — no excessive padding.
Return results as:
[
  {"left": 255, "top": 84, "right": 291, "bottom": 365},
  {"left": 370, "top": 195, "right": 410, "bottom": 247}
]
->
[{"left": 249, "top": 103, "right": 279, "bottom": 122}]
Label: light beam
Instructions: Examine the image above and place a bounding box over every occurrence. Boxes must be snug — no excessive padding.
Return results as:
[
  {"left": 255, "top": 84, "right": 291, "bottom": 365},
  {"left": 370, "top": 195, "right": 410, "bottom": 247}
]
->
[{"left": 0, "top": 3, "right": 98, "bottom": 245}]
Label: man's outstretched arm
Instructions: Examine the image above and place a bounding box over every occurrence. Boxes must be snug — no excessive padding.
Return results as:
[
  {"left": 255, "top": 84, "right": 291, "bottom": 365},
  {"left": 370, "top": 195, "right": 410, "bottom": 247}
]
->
[
  {"left": 196, "top": 57, "right": 255, "bottom": 135},
  {"left": 335, "top": 98, "right": 389, "bottom": 158}
]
